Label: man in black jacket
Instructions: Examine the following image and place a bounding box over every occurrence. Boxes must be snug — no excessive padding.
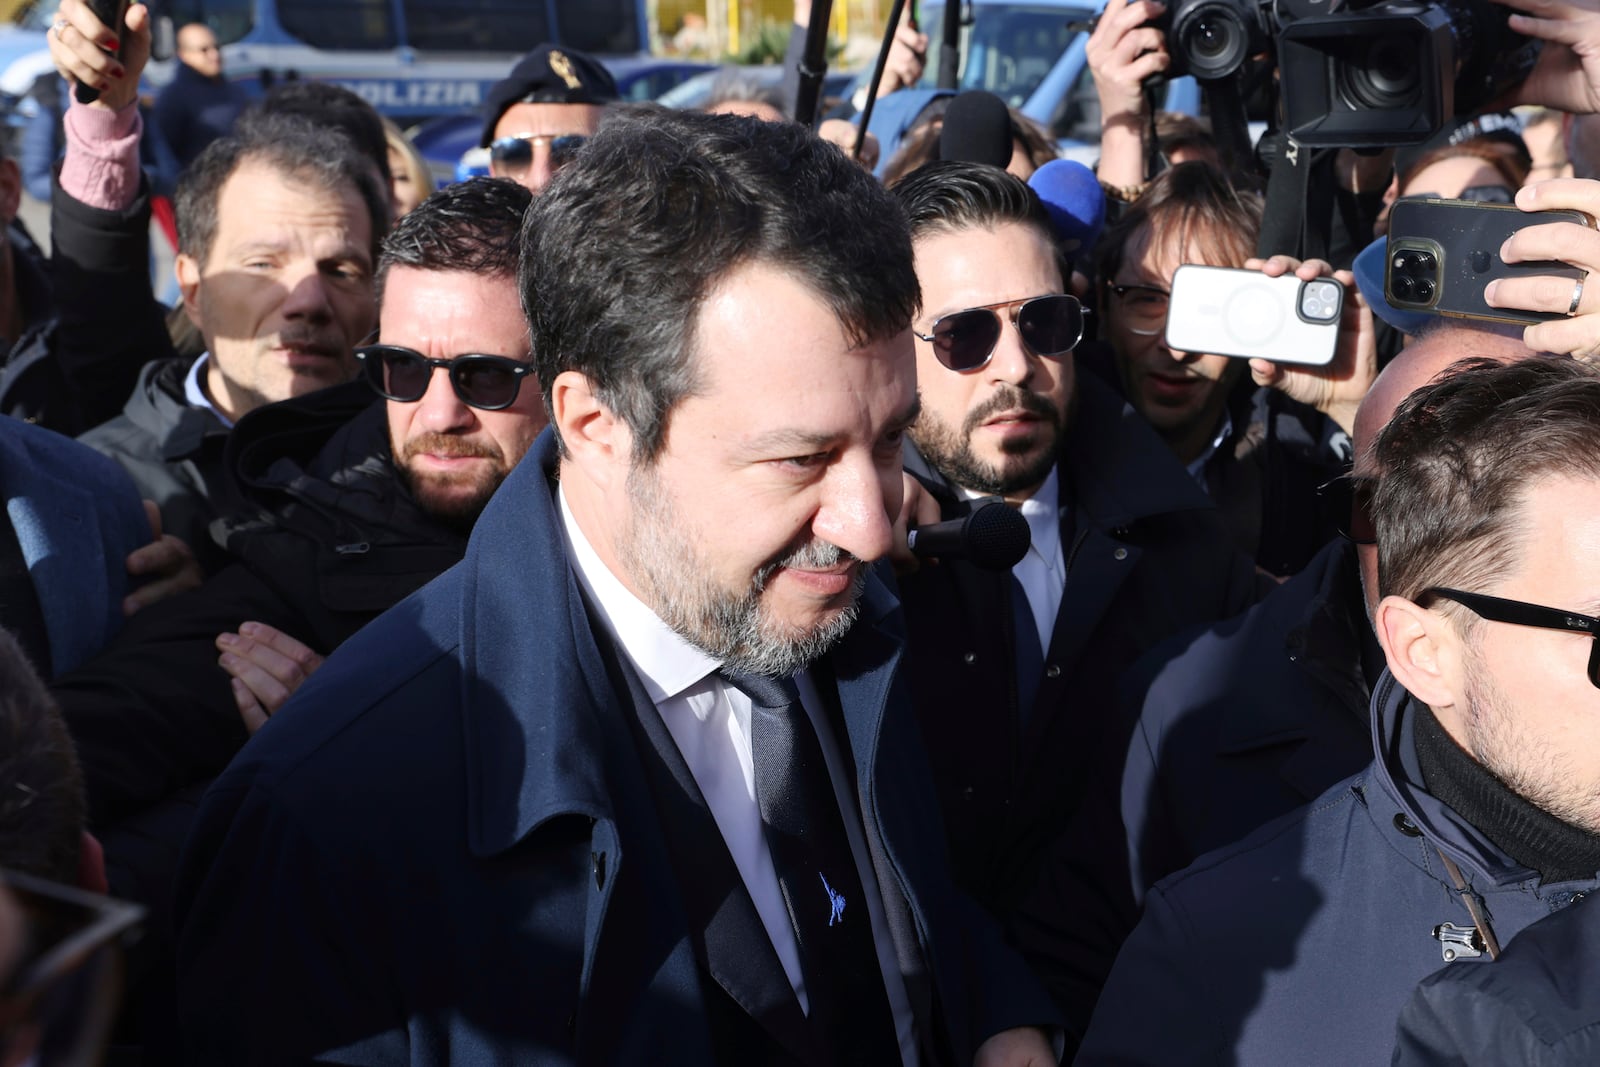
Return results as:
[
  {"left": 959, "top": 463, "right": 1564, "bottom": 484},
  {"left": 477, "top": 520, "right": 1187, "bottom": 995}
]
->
[
  {"left": 886, "top": 161, "right": 1260, "bottom": 922},
  {"left": 48, "top": 0, "right": 389, "bottom": 569},
  {"left": 51, "top": 176, "right": 538, "bottom": 1063},
  {"left": 53, "top": 176, "right": 537, "bottom": 827}
]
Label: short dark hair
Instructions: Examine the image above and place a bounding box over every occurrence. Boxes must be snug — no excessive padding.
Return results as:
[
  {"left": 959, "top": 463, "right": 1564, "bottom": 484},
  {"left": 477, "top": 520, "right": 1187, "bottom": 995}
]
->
[
  {"left": 175, "top": 111, "right": 390, "bottom": 269},
  {"left": 377, "top": 177, "right": 532, "bottom": 301},
  {"left": 1094, "top": 161, "right": 1262, "bottom": 285},
  {"left": 890, "top": 160, "right": 1065, "bottom": 282},
  {"left": 0, "top": 629, "right": 84, "bottom": 884},
  {"left": 1373, "top": 356, "right": 1600, "bottom": 608},
  {"left": 239, "top": 81, "right": 393, "bottom": 186},
  {"left": 703, "top": 70, "right": 785, "bottom": 114},
  {"left": 521, "top": 106, "right": 920, "bottom": 462}
]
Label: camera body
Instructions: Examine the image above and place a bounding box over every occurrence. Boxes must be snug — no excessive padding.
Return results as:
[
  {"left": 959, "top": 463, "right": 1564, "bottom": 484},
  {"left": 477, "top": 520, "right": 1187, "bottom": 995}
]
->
[
  {"left": 1157, "top": 0, "right": 1539, "bottom": 146},
  {"left": 1385, "top": 198, "right": 1594, "bottom": 325},
  {"left": 1165, "top": 265, "right": 1344, "bottom": 366},
  {"left": 1158, "top": 0, "right": 1269, "bottom": 81}
]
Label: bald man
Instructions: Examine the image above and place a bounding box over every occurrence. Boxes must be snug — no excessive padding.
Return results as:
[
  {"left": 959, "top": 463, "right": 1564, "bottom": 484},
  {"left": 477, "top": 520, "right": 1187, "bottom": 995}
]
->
[
  {"left": 153, "top": 23, "right": 247, "bottom": 172},
  {"left": 1014, "top": 321, "right": 1541, "bottom": 1048}
]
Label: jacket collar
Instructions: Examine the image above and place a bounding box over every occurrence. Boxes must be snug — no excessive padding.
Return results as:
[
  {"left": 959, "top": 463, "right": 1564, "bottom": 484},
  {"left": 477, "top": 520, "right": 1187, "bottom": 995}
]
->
[
  {"left": 123, "top": 357, "right": 231, "bottom": 460},
  {"left": 1369, "top": 671, "right": 1549, "bottom": 885},
  {"left": 905, "top": 371, "right": 1214, "bottom": 531},
  {"left": 459, "top": 430, "right": 905, "bottom": 858}
]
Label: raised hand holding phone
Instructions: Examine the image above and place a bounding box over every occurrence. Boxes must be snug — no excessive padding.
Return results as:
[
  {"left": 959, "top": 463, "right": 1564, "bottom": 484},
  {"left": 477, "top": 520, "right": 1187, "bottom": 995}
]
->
[
  {"left": 47, "top": 0, "right": 149, "bottom": 113},
  {"left": 1477, "top": 178, "right": 1600, "bottom": 358}
]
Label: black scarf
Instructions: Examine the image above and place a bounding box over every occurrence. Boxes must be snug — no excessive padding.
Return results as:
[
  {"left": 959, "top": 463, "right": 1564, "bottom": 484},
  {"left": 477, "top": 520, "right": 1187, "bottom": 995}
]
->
[{"left": 1414, "top": 701, "right": 1600, "bottom": 883}]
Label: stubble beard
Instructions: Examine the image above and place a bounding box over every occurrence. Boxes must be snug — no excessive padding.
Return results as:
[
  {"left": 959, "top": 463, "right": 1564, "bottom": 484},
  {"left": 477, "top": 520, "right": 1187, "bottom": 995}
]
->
[
  {"left": 1462, "top": 656, "right": 1600, "bottom": 836},
  {"left": 910, "top": 383, "right": 1064, "bottom": 497},
  {"left": 393, "top": 431, "right": 509, "bottom": 534},
  {"left": 620, "top": 463, "right": 865, "bottom": 677}
]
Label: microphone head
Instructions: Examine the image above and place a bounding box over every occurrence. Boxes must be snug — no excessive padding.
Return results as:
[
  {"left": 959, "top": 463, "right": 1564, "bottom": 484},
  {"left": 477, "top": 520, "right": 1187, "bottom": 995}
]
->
[
  {"left": 938, "top": 90, "right": 1015, "bottom": 170},
  {"left": 963, "top": 500, "right": 1031, "bottom": 571},
  {"left": 1029, "top": 159, "right": 1106, "bottom": 253}
]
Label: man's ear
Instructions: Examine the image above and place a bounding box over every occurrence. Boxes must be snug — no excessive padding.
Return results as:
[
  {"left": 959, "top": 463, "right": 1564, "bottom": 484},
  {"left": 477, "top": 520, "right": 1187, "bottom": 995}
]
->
[
  {"left": 175, "top": 253, "right": 204, "bottom": 331},
  {"left": 1375, "top": 594, "right": 1463, "bottom": 710},
  {"left": 550, "top": 370, "right": 629, "bottom": 489}
]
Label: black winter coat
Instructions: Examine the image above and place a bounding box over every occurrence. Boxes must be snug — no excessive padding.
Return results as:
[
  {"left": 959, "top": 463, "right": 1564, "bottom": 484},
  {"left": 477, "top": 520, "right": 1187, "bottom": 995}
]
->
[
  {"left": 1012, "top": 536, "right": 1379, "bottom": 1043},
  {"left": 895, "top": 372, "right": 1260, "bottom": 921},
  {"left": 55, "top": 382, "right": 466, "bottom": 826}
]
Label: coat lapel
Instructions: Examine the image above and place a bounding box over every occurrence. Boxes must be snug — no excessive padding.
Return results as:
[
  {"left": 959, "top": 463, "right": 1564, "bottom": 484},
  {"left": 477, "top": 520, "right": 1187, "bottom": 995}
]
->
[{"left": 594, "top": 617, "right": 820, "bottom": 1064}]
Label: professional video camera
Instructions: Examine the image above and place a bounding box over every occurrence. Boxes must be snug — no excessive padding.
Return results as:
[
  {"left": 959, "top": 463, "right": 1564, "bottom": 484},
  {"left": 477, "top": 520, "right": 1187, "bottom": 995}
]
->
[{"left": 1159, "top": 0, "right": 1541, "bottom": 146}]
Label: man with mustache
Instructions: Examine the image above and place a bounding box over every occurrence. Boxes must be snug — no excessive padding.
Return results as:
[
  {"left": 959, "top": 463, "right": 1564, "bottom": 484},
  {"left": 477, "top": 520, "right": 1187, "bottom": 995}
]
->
[
  {"left": 47, "top": 176, "right": 542, "bottom": 1059},
  {"left": 888, "top": 161, "right": 1259, "bottom": 922},
  {"left": 49, "top": 0, "right": 387, "bottom": 569},
  {"left": 174, "top": 109, "right": 1060, "bottom": 1066}
]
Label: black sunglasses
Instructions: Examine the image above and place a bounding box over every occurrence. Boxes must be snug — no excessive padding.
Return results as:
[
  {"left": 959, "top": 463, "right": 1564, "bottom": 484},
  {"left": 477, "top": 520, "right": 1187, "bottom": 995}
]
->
[
  {"left": 1425, "top": 587, "right": 1600, "bottom": 687},
  {"left": 489, "top": 133, "right": 587, "bottom": 173},
  {"left": 356, "top": 344, "right": 536, "bottom": 411},
  {"left": 1327, "top": 474, "right": 1377, "bottom": 547},
  {"left": 913, "top": 294, "right": 1085, "bottom": 372}
]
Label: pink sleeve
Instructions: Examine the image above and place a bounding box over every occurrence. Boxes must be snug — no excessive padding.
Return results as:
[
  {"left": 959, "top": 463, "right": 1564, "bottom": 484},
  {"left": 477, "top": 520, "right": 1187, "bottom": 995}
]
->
[{"left": 58, "top": 99, "right": 143, "bottom": 211}]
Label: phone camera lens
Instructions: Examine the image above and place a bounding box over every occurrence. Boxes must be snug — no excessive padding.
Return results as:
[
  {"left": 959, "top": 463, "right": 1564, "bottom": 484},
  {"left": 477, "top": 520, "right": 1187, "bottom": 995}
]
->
[
  {"left": 1416, "top": 252, "right": 1437, "bottom": 273},
  {"left": 1392, "top": 275, "right": 1416, "bottom": 302},
  {"left": 1414, "top": 278, "right": 1436, "bottom": 303}
]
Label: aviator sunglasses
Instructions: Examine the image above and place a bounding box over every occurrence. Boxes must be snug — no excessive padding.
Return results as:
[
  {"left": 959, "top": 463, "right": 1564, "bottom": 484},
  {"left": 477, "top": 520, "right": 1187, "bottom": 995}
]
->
[
  {"left": 489, "top": 133, "right": 588, "bottom": 174},
  {"left": 913, "top": 294, "right": 1085, "bottom": 372},
  {"left": 356, "top": 344, "right": 536, "bottom": 411}
]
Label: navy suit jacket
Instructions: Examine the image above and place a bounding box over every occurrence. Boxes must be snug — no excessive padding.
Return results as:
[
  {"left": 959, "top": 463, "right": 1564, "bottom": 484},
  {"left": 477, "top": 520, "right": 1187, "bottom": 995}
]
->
[
  {"left": 0, "top": 415, "right": 148, "bottom": 677},
  {"left": 174, "top": 430, "right": 1055, "bottom": 1065}
]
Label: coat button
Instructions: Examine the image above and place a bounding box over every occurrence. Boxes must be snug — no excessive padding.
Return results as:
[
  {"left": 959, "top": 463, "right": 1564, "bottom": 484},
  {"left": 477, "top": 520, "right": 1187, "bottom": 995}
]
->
[
  {"left": 592, "top": 851, "right": 607, "bottom": 889},
  {"left": 963, "top": 651, "right": 976, "bottom": 664},
  {"left": 1393, "top": 813, "right": 1423, "bottom": 838},
  {"left": 1044, "top": 664, "right": 1061, "bottom": 679},
  {"left": 1113, "top": 547, "right": 1129, "bottom": 561}
]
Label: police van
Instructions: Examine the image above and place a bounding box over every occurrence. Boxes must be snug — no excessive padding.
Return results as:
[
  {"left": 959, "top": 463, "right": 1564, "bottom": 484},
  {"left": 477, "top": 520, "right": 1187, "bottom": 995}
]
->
[{"left": 1, "top": 0, "right": 650, "bottom": 126}]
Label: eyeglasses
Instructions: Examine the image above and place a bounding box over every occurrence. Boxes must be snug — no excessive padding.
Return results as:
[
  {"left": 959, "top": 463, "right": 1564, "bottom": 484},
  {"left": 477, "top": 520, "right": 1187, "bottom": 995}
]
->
[
  {"left": 489, "top": 133, "right": 587, "bottom": 175},
  {"left": 1401, "top": 185, "right": 1516, "bottom": 205},
  {"left": 912, "top": 294, "right": 1084, "bottom": 372},
  {"left": 1106, "top": 282, "right": 1171, "bottom": 336},
  {"left": 1424, "top": 587, "right": 1600, "bottom": 687},
  {"left": 0, "top": 869, "right": 144, "bottom": 1064},
  {"left": 1332, "top": 475, "right": 1377, "bottom": 547},
  {"left": 355, "top": 344, "right": 536, "bottom": 411}
]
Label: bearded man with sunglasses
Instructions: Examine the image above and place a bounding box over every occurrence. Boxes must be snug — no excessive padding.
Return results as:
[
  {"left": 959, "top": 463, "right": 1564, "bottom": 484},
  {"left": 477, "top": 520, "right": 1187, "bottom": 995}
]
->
[
  {"left": 40, "top": 177, "right": 540, "bottom": 1060},
  {"left": 886, "top": 161, "right": 1258, "bottom": 925},
  {"left": 1077, "top": 355, "right": 1600, "bottom": 1066}
]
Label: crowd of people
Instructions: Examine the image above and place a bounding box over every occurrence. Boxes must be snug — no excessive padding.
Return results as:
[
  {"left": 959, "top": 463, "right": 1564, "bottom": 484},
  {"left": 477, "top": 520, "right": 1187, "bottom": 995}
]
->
[{"left": 5, "top": 0, "right": 1600, "bottom": 1062}]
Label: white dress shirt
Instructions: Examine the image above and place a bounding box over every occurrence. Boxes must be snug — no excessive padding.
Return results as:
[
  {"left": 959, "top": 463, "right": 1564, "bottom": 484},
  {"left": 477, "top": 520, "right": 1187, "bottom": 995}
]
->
[
  {"left": 557, "top": 488, "right": 919, "bottom": 1065},
  {"left": 962, "top": 468, "right": 1065, "bottom": 652}
]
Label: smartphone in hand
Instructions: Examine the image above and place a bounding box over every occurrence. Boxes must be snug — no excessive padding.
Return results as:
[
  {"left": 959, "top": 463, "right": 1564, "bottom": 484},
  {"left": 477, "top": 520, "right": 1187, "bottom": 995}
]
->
[
  {"left": 1164, "top": 265, "right": 1344, "bottom": 366},
  {"left": 1385, "top": 198, "right": 1594, "bottom": 326},
  {"left": 73, "top": 0, "right": 131, "bottom": 105}
]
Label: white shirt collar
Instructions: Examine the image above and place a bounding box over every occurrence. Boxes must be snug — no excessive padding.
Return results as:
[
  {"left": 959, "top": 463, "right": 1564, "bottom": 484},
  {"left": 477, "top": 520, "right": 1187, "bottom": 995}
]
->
[
  {"left": 183, "top": 352, "right": 233, "bottom": 429},
  {"left": 556, "top": 484, "right": 720, "bottom": 705},
  {"left": 955, "top": 467, "right": 1060, "bottom": 534}
]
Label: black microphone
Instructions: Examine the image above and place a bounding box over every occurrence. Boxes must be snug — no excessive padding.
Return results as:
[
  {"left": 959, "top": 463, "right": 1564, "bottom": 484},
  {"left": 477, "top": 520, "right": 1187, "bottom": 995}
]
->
[
  {"left": 906, "top": 498, "right": 1030, "bottom": 571},
  {"left": 937, "top": 90, "right": 1014, "bottom": 169}
]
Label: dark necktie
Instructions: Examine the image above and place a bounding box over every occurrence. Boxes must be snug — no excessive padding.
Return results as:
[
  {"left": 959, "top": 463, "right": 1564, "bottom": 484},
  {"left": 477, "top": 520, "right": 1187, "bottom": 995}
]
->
[
  {"left": 719, "top": 668, "right": 902, "bottom": 1065},
  {"left": 1009, "top": 572, "right": 1043, "bottom": 719}
]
